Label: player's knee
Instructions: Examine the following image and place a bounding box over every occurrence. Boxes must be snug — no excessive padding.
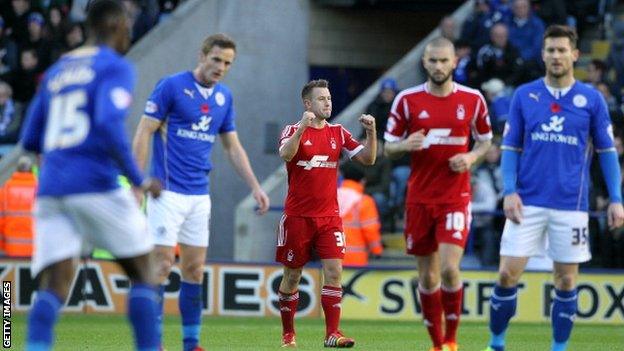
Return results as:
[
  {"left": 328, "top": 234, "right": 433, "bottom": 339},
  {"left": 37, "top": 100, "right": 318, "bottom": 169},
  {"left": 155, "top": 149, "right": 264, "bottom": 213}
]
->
[
  {"left": 418, "top": 270, "right": 439, "bottom": 288},
  {"left": 554, "top": 272, "right": 576, "bottom": 290},
  {"left": 440, "top": 266, "right": 460, "bottom": 286},
  {"left": 498, "top": 268, "right": 520, "bottom": 287},
  {"left": 181, "top": 260, "right": 205, "bottom": 283},
  {"left": 156, "top": 257, "right": 174, "bottom": 283}
]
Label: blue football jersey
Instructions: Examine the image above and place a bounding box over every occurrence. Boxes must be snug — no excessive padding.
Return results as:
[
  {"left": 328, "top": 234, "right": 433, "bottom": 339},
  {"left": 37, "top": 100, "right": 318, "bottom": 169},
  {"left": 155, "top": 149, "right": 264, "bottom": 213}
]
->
[
  {"left": 502, "top": 79, "right": 615, "bottom": 211},
  {"left": 20, "top": 46, "right": 144, "bottom": 196},
  {"left": 143, "top": 71, "right": 236, "bottom": 195}
]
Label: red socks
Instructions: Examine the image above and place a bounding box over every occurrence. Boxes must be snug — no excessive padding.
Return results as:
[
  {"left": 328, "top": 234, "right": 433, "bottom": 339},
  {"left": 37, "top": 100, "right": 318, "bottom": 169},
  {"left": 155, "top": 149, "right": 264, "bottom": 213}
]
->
[
  {"left": 321, "top": 285, "right": 342, "bottom": 336},
  {"left": 441, "top": 285, "right": 463, "bottom": 344},
  {"left": 278, "top": 290, "right": 299, "bottom": 335},
  {"left": 419, "top": 286, "right": 444, "bottom": 348}
]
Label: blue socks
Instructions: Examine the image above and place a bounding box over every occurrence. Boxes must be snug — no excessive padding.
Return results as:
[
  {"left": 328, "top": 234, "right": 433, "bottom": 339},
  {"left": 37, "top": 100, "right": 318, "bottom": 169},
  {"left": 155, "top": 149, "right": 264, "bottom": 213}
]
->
[
  {"left": 26, "top": 290, "right": 63, "bottom": 351},
  {"left": 128, "top": 284, "right": 160, "bottom": 351},
  {"left": 179, "top": 282, "right": 202, "bottom": 351},
  {"left": 157, "top": 285, "right": 166, "bottom": 341},
  {"left": 551, "top": 289, "right": 577, "bottom": 351},
  {"left": 488, "top": 285, "right": 518, "bottom": 351}
]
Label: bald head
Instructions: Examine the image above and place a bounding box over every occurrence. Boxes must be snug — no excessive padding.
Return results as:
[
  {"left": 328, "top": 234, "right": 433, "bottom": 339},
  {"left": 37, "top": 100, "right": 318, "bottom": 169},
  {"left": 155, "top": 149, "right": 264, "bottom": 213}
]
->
[{"left": 425, "top": 37, "right": 455, "bottom": 55}]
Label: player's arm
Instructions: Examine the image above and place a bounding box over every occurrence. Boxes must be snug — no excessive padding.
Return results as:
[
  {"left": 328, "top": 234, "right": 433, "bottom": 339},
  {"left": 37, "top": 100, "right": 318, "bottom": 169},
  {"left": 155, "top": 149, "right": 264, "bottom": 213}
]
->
[
  {"left": 352, "top": 114, "right": 376, "bottom": 165},
  {"left": 132, "top": 116, "right": 162, "bottom": 171},
  {"left": 592, "top": 92, "right": 624, "bottom": 229},
  {"left": 448, "top": 139, "right": 492, "bottom": 173},
  {"left": 96, "top": 63, "right": 160, "bottom": 197},
  {"left": 500, "top": 91, "right": 525, "bottom": 224},
  {"left": 220, "top": 131, "right": 270, "bottom": 214},
  {"left": 19, "top": 87, "right": 46, "bottom": 153},
  {"left": 279, "top": 111, "right": 314, "bottom": 162}
]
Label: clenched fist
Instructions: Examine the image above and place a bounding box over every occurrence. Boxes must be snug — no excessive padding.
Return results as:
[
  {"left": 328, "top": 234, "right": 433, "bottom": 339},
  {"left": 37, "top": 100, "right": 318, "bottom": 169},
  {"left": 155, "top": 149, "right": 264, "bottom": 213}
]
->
[
  {"left": 300, "top": 111, "right": 315, "bottom": 129},
  {"left": 359, "top": 114, "right": 376, "bottom": 134}
]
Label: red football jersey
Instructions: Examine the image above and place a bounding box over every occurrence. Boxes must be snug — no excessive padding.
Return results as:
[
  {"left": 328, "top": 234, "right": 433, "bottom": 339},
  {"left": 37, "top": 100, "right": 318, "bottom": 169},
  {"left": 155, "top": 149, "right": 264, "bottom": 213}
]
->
[
  {"left": 280, "top": 122, "right": 363, "bottom": 217},
  {"left": 384, "top": 83, "right": 492, "bottom": 205}
]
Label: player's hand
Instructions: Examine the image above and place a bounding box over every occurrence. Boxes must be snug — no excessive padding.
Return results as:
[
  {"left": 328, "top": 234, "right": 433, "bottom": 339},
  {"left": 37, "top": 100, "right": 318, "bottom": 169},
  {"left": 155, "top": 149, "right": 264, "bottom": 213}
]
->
[
  {"left": 132, "top": 187, "right": 145, "bottom": 206},
  {"left": 607, "top": 202, "right": 624, "bottom": 230},
  {"left": 253, "top": 187, "right": 270, "bottom": 215},
  {"left": 300, "top": 111, "right": 315, "bottom": 130},
  {"left": 448, "top": 152, "right": 477, "bottom": 173},
  {"left": 403, "top": 129, "right": 425, "bottom": 151},
  {"left": 359, "top": 114, "right": 376, "bottom": 133},
  {"left": 142, "top": 178, "right": 163, "bottom": 199},
  {"left": 503, "top": 193, "right": 523, "bottom": 224}
]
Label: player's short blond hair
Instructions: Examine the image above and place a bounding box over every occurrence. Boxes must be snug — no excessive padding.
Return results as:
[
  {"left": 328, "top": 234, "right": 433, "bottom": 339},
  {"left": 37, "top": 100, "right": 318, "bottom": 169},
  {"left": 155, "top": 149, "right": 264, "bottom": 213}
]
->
[
  {"left": 301, "top": 79, "right": 329, "bottom": 100},
  {"left": 201, "top": 33, "right": 236, "bottom": 54}
]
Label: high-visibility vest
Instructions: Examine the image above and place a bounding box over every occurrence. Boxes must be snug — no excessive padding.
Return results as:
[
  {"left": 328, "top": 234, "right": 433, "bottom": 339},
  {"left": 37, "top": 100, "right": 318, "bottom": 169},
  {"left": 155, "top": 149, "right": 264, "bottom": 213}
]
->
[
  {"left": 1, "top": 172, "right": 37, "bottom": 257},
  {"left": 338, "top": 180, "right": 383, "bottom": 267}
]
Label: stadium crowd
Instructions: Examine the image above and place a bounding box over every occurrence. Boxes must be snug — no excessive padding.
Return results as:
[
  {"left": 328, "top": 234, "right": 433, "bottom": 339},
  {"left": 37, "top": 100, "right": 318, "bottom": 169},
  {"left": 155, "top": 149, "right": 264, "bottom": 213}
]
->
[
  {"left": 360, "top": 0, "right": 624, "bottom": 269},
  {"left": 0, "top": 0, "right": 183, "bottom": 154}
]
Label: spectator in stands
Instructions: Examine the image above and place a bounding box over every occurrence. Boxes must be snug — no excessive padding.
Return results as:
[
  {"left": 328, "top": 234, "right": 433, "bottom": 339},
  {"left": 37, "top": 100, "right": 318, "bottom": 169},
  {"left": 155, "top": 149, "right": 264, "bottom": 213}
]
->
[
  {"left": 158, "top": 0, "right": 180, "bottom": 22},
  {"left": 453, "top": 39, "right": 477, "bottom": 87},
  {"left": 7, "top": 48, "right": 40, "bottom": 104},
  {"left": 0, "top": 80, "right": 22, "bottom": 149},
  {"left": 505, "top": 0, "right": 545, "bottom": 64},
  {"left": 439, "top": 15, "right": 457, "bottom": 42},
  {"left": 535, "top": 0, "right": 572, "bottom": 27},
  {"left": 607, "top": 21, "right": 624, "bottom": 100},
  {"left": 476, "top": 22, "right": 524, "bottom": 86},
  {"left": 490, "top": 0, "right": 513, "bottom": 22},
  {"left": 123, "top": 0, "right": 159, "bottom": 43},
  {"left": 62, "top": 22, "right": 84, "bottom": 52},
  {"left": 586, "top": 59, "right": 608, "bottom": 88},
  {"left": 5, "top": 0, "right": 32, "bottom": 46},
  {"left": 471, "top": 143, "right": 503, "bottom": 267},
  {"left": 365, "top": 78, "right": 397, "bottom": 141},
  {"left": 0, "top": 16, "right": 19, "bottom": 76},
  {"left": 460, "top": 0, "right": 495, "bottom": 51},
  {"left": 45, "top": 6, "right": 67, "bottom": 63},
  {"left": 338, "top": 162, "right": 383, "bottom": 267},
  {"left": 24, "top": 12, "right": 51, "bottom": 69},
  {"left": 481, "top": 78, "right": 511, "bottom": 134}
]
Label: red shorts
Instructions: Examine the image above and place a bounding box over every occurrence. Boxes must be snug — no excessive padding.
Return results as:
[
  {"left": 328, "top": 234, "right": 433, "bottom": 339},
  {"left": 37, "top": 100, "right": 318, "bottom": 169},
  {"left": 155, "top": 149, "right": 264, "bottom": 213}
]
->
[
  {"left": 404, "top": 202, "right": 471, "bottom": 256},
  {"left": 275, "top": 214, "right": 345, "bottom": 268}
]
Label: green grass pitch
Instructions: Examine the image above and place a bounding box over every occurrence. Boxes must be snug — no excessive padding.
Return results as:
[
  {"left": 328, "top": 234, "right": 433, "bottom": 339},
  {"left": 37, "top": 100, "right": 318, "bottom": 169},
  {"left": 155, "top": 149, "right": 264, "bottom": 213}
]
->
[{"left": 9, "top": 314, "right": 624, "bottom": 350}]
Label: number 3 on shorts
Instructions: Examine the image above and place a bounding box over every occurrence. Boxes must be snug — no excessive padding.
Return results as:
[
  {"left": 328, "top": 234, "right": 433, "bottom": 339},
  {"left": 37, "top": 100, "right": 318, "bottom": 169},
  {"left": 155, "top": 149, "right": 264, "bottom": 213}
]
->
[{"left": 334, "top": 231, "right": 345, "bottom": 247}]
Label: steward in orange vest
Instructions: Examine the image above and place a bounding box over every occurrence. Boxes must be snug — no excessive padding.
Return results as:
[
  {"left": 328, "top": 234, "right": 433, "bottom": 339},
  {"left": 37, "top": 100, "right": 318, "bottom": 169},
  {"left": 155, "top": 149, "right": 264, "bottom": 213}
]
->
[
  {"left": 338, "top": 162, "right": 383, "bottom": 266},
  {"left": 1, "top": 156, "right": 37, "bottom": 257}
]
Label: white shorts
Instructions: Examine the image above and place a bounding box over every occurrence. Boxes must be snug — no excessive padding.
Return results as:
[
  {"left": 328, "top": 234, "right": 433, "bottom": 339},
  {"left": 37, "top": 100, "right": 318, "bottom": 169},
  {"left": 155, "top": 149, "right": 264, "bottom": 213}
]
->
[
  {"left": 500, "top": 205, "right": 590, "bottom": 263},
  {"left": 147, "top": 190, "right": 211, "bottom": 247},
  {"left": 32, "top": 189, "right": 152, "bottom": 276}
]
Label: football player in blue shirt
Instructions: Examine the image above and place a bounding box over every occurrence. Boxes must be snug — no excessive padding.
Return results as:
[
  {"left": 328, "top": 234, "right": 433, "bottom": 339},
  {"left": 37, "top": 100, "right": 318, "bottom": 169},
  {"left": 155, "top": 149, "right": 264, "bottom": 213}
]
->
[
  {"left": 132, "top": 33, "right": 270, "bottom": 351},
  {"left": 21, "top": 1, "right": 162, "bottom": 350},
  {"left": 483, "top": 25, "right": 624, "bottom": 351}
]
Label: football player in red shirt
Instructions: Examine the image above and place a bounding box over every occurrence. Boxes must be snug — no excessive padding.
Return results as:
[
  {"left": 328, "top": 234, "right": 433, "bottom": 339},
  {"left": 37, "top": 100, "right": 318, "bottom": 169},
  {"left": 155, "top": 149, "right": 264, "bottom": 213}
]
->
[
  {"left": 384, "top": 37, "right": 493, "bottom": 351},
  {"left": 276, "top": 79, "right": 376, "bottom": 348}
]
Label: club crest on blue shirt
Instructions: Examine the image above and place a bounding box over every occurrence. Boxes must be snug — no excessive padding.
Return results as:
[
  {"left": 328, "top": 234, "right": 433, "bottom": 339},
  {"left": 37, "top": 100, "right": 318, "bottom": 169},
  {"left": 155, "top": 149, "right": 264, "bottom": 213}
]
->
[
  {"left": 215, "top": 92, "right": 226, "bottom": 106},
  {"left": 573, "top": 94, "right": 587, "bottom": 108}
]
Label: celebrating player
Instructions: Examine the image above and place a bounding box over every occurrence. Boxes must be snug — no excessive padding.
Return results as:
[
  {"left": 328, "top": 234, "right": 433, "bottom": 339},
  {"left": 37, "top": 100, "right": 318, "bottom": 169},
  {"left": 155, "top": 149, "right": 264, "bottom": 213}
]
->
[
  {"left": 482, "top": 25, "right": 624, "bottom": 351},
  {"left": 276, "top": 79, "right": 376, "bottom": 348},
  {"left": 132, "top": 33, "right": 269, "bottom": 351},
  {"left": 22, "top": 1, "right": 162, "bottom": 350},
  {"left": 384, "top": 37, "right": 493, "bottom": 351}
]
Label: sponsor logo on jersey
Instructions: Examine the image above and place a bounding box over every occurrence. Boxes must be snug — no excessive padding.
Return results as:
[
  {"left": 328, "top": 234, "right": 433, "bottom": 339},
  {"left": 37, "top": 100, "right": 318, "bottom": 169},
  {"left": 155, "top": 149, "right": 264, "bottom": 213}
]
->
[
  {"left": 456, "top": 104, "right": 465, "bottom": 120},
  {"left": 531, "top": 115, "right": 578, "bottom": 145},
  {"left": 418, "top": 110, "right": 430, "bottom": 119},
  {"left": 183, "top": 89, "right": 195, "bottom": 99},
  {"left": 192, "top": 116, "right": 212, "bottom": 132},
  {"left": 296, "top": 155, "right": 337, "bottom": 170},
  {"left": 573, "top": 94, "right": 587, "bottom": 108},
  {"left": 422, "top": 128, "right": 468, "bottom": 148}
]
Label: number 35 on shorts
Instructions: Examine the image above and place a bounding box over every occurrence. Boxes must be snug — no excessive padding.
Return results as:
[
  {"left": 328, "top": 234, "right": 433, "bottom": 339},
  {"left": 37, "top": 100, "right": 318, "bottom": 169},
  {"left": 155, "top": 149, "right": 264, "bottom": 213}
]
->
[
  {"left": 571, "top": 227, "right": 588, "bottom": 246},
  {"left": 334, "top": 231, "right": 345, "bottom": 247}
]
